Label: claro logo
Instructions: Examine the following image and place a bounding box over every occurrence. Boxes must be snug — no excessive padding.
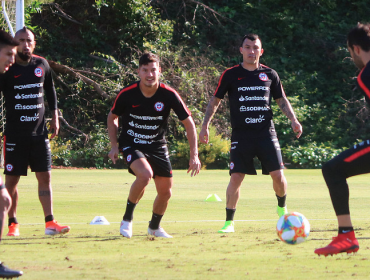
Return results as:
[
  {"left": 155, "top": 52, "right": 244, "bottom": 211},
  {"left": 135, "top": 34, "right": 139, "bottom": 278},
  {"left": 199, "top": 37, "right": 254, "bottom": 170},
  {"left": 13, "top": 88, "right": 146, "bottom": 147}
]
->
[{"left": 20, "top": 113, "right": 39, "bottom": 122}]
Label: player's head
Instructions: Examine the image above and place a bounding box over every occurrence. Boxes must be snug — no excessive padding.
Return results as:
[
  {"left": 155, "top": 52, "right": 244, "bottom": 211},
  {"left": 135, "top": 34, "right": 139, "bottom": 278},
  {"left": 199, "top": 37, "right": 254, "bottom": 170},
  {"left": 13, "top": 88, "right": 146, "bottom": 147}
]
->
[
  {"left": 240, "top": 33, "right": 264, "bottom": 66},
  {"left": 14, "top": 26, "right": 36, "bottom": 61},
  {"left": 0, "top": 29, "right": 18, "bottom": 73},
  {"left": 138, "top": 52, "right": 161, "bottom": 88},
  {"left": 347, "top": 23, "right": 370, "bottom": 69}
]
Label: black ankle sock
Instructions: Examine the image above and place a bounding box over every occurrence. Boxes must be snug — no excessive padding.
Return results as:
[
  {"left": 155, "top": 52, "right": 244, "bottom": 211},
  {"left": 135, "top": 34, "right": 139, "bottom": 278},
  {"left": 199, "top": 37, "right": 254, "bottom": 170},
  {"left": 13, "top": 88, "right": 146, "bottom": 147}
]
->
[
  {"left": 276, "top": 194, "right": 287, "bottom": 208},
  {"left": 45, "top": 215, "right": 54, "bottom": 223},
  {"left": 123, "top": 199, "right": 137, "bottom": 221},
  {"left": 226, "top": 208, "right": 236, "bottom": 221},
  {"left": 338, "top": 227, "right": 354, "bottom": 234},
  {"left": 8, "top": 217, "right": 18, "bottom": 226},
  {"left": 149, "top": 212, "right": 163, "bottom": 230}
]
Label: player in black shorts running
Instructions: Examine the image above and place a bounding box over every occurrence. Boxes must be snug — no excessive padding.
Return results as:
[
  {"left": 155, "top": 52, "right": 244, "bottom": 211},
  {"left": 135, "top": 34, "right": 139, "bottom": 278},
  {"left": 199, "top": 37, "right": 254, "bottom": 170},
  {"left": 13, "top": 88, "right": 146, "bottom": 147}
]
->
[
  {"left": 108, "top": 52, "right": 201, "bottom": 238},
  {"left": 0, "top": 29, "right": 23, "bottom": 278},
  {"left": 0, "top": 27, "right": 70, "bottom": 237},
  {"left": 200, "top": 34, "right": 302, "bottom": 233},
  {"left": 314, "top": 23, "right": 370, "bottom": 256}
]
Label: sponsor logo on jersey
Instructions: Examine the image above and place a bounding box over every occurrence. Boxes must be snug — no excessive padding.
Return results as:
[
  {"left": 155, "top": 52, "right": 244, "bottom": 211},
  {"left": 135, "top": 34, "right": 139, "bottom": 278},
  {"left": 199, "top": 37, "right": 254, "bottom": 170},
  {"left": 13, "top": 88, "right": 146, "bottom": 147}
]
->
[
  {"left": 127, "top": 129, "right": 158, "bottom": 139},
  {"left": 259, "top": 72, "right": 268, "bottom": 81},
  {"left": 15, "top": 92, "right": 43, "bottom": 100},
  {"left": 154, "top": 102, "right": 164, "bottom": 112},
  {"left": 240, "top": 106, "right": 269, "bottom": 112},
  {"left": 239, "top": 95, "right": 269, "bottom": 101},
  {"left": 230, "top": 162, "right": 234, "bottom": 170},
  {"left": 129, "top": 114, "right": 163, "bottom": 121},
  {"left": 245, "top": 115, "right": 265, "bottom": 124},
  {"left": 6, "top": 148, "right": 14, "bottom": 151},
  {"left": 34, "top": 67, "right": 44, "bottom": 77},
  {"left": 127, "top": 154, "right": 132, "bottom": 162},
  {"left": 20, "top": 113, "right": 39, "bottom": 122},
  {"left": 14, "top": 74, "right": 21, "bottom": 78},
  {"left": 134, "top": 138, "right": 153, "bottom": 144},
  {"left": 15, "top": 103, "right": 43, "bottom": 110},
  {"left": 6, "top": 164, "right": 13, "bottom": 172},
  {"left": 14, "top": 83, "right": 43, "bottom": 90},
  {"left": 132, "top": 104, "right": 140, "bottom": 108},
  {"left": 238, "top": 86, "right": 269, "bottom": 92},
  {"left": 128, "top": 121, "right": 159, "bottom": 130}
]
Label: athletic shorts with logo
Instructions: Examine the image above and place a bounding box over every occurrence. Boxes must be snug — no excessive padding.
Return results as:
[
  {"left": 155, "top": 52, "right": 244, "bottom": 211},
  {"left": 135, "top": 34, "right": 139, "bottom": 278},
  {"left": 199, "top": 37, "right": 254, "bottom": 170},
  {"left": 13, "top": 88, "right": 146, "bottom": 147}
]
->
[
  {"left": 4, "top": 134, "right": 51, "bottom": 176},
  {"left": 120, "top": 145, "right": 172, "bottom": 178},
  {"left": 229, "top": 135, "right": 284, "bottom": 175}
]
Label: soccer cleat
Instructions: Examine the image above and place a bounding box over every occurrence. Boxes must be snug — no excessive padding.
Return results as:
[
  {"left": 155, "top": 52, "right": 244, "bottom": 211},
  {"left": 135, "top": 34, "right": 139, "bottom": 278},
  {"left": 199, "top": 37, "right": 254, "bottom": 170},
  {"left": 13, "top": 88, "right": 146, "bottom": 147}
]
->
[
  {"left": 6, "top": 223, "right": 19, "bottom": 237},
  {"left": 218, "top": 220, "right": 234, "bottom": 233},
  {"left": 120, "top": 220, "right": 133, "bottom": 238},
  {"left": 277, "top": 205, "right": 288, "bottom": 218},
  {"left": 147, "top": 227, "right": 173, "bottom": 238},
  {"left": 45, "top": 220, "right": 70, "bottom": 235},
  {"left": 314, "top": 231, "right": 359, "bottom": 256},
  {"left": 0, "top": 262, "right": 23, "bottom": 278}
]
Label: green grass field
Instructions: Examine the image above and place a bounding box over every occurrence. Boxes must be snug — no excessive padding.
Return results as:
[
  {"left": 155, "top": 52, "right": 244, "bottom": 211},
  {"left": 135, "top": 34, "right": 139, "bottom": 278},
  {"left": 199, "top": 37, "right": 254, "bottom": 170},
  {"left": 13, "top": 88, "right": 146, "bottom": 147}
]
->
[{"left": 2, "top": 169, "right": 370, "bottom": 280}]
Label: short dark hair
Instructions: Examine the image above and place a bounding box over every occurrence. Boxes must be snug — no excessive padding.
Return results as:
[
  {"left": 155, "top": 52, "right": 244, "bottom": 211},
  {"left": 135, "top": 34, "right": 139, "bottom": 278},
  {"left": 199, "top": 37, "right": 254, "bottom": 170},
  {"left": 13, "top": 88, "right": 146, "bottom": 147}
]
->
[
  {"left": 0, "top": 29, "right": 19, "bottom": 51},
  {"left": 241, "top": 34, "right": 261, "bottom": 47},
  {"left": 347, "top": 23, "right": 370, "bottom": 52},
  {"left": 139, "top": 52, "right": 160, "bottom": 67},
  {"left": 15, "top": 26, "right": 35, "bottom": 39}
]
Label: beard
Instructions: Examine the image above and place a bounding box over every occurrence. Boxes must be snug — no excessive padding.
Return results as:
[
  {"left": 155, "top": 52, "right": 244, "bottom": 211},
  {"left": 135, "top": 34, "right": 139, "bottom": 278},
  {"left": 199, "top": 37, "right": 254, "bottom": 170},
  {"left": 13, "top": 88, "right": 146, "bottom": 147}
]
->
[{"left": 17, "top": 51, "right": 31, "bottom": 61}]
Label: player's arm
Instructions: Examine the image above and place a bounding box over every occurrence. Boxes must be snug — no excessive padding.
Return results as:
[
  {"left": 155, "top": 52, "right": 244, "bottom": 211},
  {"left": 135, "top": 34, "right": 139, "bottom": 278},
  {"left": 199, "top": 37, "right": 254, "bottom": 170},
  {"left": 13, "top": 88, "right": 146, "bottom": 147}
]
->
[
  {"left": 49, "top": 109, "right": 59, "bottom": 139},
  {"left": 181, "top": 116, "right": 201, "bottom": 177},
  {"left": 107, "top": 111, "right": 120, "bottom": 164},
  {"left": 275, "top": 96, "right": 302, "bottom": 138},
  {"left": 199, "top": 96, "right": 222, "bottom": 144},
  {"left": 43, "top": 62, "right": 59, "bottom": 138}
]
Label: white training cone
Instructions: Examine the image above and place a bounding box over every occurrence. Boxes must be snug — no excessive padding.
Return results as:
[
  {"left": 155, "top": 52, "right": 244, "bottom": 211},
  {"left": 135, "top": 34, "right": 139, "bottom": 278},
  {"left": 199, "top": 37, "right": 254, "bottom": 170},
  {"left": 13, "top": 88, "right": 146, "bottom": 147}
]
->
[
  {"left": 90, "top": 216, "right": 110, "bottom": 225},
  {"left": 205, "top": 194, "right": 222, "bottom": 202}
]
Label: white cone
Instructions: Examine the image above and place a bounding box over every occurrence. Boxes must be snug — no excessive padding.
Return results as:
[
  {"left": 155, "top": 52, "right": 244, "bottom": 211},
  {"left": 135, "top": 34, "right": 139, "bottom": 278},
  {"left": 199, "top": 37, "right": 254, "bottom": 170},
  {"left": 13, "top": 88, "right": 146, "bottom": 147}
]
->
[{"left": 90, "top": 216, "right": 110, "bottom": 225}]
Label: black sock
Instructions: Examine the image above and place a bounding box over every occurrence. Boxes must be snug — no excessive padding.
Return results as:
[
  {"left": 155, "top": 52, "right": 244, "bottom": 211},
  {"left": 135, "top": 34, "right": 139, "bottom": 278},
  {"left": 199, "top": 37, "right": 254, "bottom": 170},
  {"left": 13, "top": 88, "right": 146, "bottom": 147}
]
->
[
  {"left": 149, "top": 212, "right": 163, "bottom": 230},
  {"left": 45, "top": 215, "right": 54, "bottom": 223},
  {"left": 226, "top": 208, "right": 236, "bottom": 221},
  {"left": 338, "top": 227, "right": 354, "bottom": 234},
  {"left": 123, "top": 199, "right": 137, "bottom": 221},
  {"left": 8, "top": 217, "right": 18, "bottom": 226},
  {"left": 276, "top": 194, "right": 287, "bottom": 208}
]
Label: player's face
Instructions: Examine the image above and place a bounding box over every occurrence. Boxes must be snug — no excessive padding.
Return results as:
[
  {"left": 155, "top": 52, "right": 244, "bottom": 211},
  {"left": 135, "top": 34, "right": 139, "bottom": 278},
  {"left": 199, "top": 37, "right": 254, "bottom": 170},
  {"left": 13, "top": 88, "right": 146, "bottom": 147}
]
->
[
  {"left": 138, "top": 62, "right": 161, "bottom": 88},
  {"left": 347, "top": 43, "right": 365, "bottom": 69},
  {"left": 0, "top": 45, "right": 17, "bottom": 73},
  {"left": 14, "top": 30, "right": 36, "bottom": 60},
  {"left": 240, "top": 38, "right": 264, "bottom": 65}
]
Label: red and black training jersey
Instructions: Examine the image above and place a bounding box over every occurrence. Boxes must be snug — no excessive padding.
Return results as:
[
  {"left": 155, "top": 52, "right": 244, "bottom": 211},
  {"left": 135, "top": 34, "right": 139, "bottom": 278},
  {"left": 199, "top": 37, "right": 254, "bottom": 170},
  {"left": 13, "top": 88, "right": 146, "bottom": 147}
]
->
[
  {"left": 111, "top": 81, "right": 191, "bottom": 147},
  {"left": 214, "top": 64, "right": 285, "bottom": 138},
  {"left": 357, "top": 61, "right": 370, "bottom": 105},
  {"left": 0, "top": 55, "right": 57, "bottom": 136}
]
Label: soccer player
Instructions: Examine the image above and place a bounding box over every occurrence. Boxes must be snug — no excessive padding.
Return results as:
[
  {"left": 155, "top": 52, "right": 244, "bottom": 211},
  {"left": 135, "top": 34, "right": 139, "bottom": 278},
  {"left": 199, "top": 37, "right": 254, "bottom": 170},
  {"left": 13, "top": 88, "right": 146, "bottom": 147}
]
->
[
  {"left": 314, "top": 23, "right": 370, "bottom": 256},
  {"left": 0, "top": 29, "right": 23, "bottom": 278},
  {"left": 0, "top": 27, "right": 70, "bottom": 237},
  {"left": 107, "top": 52, "right": 201, "bottom": 238},
  {"left": 199, "top": 34, "right": 302, "bottom": 233}
]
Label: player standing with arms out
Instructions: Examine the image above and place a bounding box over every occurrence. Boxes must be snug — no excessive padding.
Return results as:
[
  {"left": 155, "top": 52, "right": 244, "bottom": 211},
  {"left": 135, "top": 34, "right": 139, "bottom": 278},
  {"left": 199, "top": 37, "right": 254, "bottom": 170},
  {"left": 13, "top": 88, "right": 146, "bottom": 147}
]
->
[
  {"left": 0, "top": 27, "right": 70, "bottom": 237},
  {"left": 0, "top": 29, "right": 23, "bottom": 278},
  {"left": 200, "top": 34, "right": 302, "bottom": 233},
  {"left": 108, "top": 52, "right": 201, "bottom": 238},
  {"left": 314, "top": 23, "right": 370, "bottom": 256}
]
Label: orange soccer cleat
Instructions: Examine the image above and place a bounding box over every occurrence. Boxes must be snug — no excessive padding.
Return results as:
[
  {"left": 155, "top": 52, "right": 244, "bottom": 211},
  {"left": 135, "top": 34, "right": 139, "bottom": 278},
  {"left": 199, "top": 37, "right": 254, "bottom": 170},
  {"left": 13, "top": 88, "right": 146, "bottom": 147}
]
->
[
  {"left": 45, "top": 220, "right": 70, "bottom": 235},
  {"left": 6, "top": 223, "right": 20, "bottom": 237}
]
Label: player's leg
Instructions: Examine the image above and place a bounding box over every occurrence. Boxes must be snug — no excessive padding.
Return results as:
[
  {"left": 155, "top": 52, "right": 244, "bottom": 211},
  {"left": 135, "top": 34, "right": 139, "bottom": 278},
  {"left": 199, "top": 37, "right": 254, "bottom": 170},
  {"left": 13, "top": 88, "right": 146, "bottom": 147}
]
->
[
  {"left": 147, "top": 176, "right": 173, "bottom": 238},
  {"left": 314, "top": 141, "right": 370, "bottom": 256},
  {"left": 269, "top": 169, "right": 288, "bottom": 217},
  {"left": 5, "top": 175, "right": 20, "bottom": 237}
]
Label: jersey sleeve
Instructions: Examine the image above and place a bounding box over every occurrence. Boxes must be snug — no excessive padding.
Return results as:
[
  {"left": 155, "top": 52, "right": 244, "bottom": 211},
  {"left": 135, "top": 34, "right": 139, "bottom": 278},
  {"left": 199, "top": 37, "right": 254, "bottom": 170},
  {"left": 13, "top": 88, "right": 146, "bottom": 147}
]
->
[
  {"left": 270, "top": 70, "right": 285, "bottom": 100},
  {"left": 357, "top": 66, "right": 370, "bottom": 101},
  {"left": 214, "top": 69, "right": 231, "bottom": 99},
  {"left": 111, "top": 89, "right": 127, "bottom": 116},
  {"left": 170, "top": 90, "right": 191, "bottom": 121},
  {"left": 43, "top": 59, "right": 58, "bottom": 111}
]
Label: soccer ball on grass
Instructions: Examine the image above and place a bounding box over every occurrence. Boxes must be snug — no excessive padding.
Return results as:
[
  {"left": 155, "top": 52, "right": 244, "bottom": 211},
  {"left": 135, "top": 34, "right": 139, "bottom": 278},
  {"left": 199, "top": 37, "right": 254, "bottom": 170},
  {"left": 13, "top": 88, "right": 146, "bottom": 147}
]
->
[{"left": 276, "top": 212, "right": 310, "bottom": 245}]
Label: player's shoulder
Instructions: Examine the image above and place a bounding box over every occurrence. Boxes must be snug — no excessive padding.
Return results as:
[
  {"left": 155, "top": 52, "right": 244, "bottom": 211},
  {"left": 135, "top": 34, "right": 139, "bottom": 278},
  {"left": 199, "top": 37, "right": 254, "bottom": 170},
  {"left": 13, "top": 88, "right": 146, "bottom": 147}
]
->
[
  {"left": 223, "top": 64, "right": 241, "bottom": 75},
  {"left": 360, "top": 62, "right": 370, "bottom": 78},
  {"left": 159, "top": 82, "right": 178, "bottom": 94},
  {"left": 259, "top": 64, "right": 279, "bottom": 77},
  {"left": 31, "top": 54, "right": 49, "bottom": 65},
  {"left": 117, "top": 81, "right": 139, "bottom": 97}
]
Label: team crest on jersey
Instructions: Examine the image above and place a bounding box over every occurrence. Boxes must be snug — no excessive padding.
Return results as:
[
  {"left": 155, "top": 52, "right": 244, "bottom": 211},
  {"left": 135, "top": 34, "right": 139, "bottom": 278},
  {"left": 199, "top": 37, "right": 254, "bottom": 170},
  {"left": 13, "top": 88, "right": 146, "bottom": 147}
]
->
[
  {"left": 230, "top": 162, "right": 234, "bottom": 170},
  {"left": 6, "top": 164, "right": 13, "bottom": 172},
  {"left": 259, "top": 72, "right": 268, "bottom": 81},
  {"left": 34, "top": 67, "right": 43, "bottom": 77},
  {"left": 154, "top": 102, "right": 164, "bottom": 112},
  {"left": 127, "top": 154, "right": 132, "bottom": 162}
]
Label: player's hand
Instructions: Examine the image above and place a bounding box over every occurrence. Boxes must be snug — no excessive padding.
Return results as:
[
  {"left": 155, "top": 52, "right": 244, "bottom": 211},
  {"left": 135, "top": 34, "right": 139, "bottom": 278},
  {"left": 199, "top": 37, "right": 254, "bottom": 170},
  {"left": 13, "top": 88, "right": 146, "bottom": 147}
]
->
[
  {"left": 50, "top": 115, "right": 60, "bottom": 139},
  {"left": 187, "top": 156, "right": 201, "bottom": 177},
  {"left": 108, "top": 146, "right": 119, "bottom": 164},
  {"left": 199, "top": 127, "right": 209, "bottom": 144},
  {"left": 291, "top": 119, "right": 302, "bottom": 139}
]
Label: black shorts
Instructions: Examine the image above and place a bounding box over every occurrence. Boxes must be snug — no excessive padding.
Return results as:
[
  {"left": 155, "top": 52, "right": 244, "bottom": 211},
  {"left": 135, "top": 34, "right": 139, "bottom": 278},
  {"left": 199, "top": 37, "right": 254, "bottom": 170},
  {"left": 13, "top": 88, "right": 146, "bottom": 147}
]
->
[
  {"left": 120, "top": 145, "right": 172, "bottom": 178},
  {"left": 3, "top": 134, "right": 51, "bottom": 176},
  {"left": 229, "top": 136, "right": 284, "bottom": 175}
]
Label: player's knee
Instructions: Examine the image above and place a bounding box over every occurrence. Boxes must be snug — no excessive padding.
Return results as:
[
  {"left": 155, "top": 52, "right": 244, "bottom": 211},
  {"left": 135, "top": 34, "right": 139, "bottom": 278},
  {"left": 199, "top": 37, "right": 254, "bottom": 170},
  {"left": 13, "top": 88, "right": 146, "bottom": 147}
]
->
[
  {"left": 159, "top": 188, "right": 172, "bottom": 200},
  {"left": 0, "top": 191, "right": 12, "bottom": 212},
  {"left": 270, "top": 170, "right": 285, "bottom": 184},
  {"left": 136, "top": 171, "right": 153, "bottom": 185},
  {"left": 230, "top": 173, "right": 244, "bottom": 185}
]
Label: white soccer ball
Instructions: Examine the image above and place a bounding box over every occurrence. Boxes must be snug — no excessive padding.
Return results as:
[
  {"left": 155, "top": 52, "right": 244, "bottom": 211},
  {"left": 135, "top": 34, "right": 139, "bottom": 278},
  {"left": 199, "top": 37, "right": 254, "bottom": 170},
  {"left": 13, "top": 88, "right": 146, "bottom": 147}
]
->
[{"left": 276, "top": 212, "right": 310, "bottom": 245}]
